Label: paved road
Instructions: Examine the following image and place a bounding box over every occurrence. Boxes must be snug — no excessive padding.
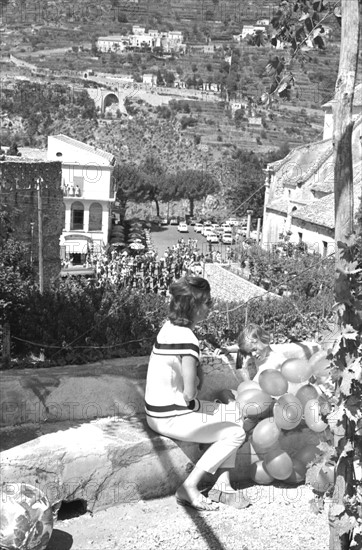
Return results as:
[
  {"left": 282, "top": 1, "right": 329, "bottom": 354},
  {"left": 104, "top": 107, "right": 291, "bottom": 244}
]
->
[
  {"left": 150, "top": 224, "right": 237, "bottom": 260},
  {"left": 149, "top": 225, "right": 266, "bottom": 303}
]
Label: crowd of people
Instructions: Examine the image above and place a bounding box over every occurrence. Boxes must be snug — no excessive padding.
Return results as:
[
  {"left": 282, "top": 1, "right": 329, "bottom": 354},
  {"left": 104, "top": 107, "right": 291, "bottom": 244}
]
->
[{"left": 87, "top": 236, "right": 207, "bottom": 293}]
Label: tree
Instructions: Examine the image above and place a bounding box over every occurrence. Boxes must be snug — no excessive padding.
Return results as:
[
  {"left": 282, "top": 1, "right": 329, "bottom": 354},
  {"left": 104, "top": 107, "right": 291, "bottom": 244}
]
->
[
  {"left": 222, "top": 150, "right": 266, "bottom": 219},
  {"left": 139, "top": 155, "right": 166, "bottom": 217},
  {"left": 0, "top": 208, "right": 34, "bottom": 324},
  {"left": 267, "top": 2, "right": 361, "bottom": 549},
  {"left": 167, "top": 169, "right": 219, "bottom": 217},
  {"left": 113, "top": 163, "right": 145, "bottom": 214}
]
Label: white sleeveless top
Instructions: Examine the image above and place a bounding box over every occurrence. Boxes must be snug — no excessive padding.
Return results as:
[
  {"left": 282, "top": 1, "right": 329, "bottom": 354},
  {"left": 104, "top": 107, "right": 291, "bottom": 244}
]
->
[{"left": 145, "top": 321, "right": 201, "bottom": 418}]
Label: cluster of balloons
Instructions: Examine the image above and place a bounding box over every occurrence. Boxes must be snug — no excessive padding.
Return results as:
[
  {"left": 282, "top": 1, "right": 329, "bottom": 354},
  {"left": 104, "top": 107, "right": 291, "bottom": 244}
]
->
[{"left": 235, "top": 349, "right": 332, "bottom": 486}]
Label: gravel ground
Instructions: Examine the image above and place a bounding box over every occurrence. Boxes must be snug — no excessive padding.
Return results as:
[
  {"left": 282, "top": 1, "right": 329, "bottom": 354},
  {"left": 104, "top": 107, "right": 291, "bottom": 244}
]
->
[{"left": 47, "top": 484, "right": 329, "bottom": 550}]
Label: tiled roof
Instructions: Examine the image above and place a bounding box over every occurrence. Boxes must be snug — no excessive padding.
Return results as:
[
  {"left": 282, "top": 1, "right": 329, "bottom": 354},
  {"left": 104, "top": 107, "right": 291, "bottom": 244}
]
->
[
  {"left": 204, "top": 263, "right": 274, "bottom": 303},
  {"left": 268, "top": 139, "right": 333, "bottom": 192},
  {"left": 267, "top": 198, "right": 289, "bottom": 214},
  {"left": 293, "top": 177, "right": 362, "bottom": 228},
  {"left": 52, "top": 135, "right": 115, "bottom": 164},
  {"left": 18, "top": 148, "right": 48, "bottom": 160},
  {"left": 293, "top": 194, "right": 335, "bottom": 228},
  {"left": 322, "top": 82, "right": 362, "bottom": 108}
]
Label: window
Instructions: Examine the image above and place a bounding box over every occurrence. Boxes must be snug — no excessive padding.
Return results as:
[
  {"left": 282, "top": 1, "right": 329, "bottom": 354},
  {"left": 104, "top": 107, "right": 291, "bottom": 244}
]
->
[
  {"left": 322, "top": 241, "right": 328, "bottom": 258},
  {"left": 89, "top": 202, "right": 102, "bottom": 231},
  {"left": 71, "top": 202, "right": 84, "bottom": 230},
  {"left": 298, "top": 232, "right": 303, "bottom": 243}
]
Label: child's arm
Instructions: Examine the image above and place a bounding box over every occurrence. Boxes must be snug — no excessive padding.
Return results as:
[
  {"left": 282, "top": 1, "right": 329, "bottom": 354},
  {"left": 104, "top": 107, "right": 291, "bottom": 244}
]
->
[
  {"left": 181, "top": 355, "right": 199, "bottom": 404},
  {"left": 214, "top": 344, "right": 239, "bottom": 356}
]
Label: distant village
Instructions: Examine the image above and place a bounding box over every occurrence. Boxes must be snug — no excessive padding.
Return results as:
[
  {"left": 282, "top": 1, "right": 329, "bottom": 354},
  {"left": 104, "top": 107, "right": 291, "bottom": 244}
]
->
[{"left": 96, "top": 20, "right": 273, "bottom": 56}]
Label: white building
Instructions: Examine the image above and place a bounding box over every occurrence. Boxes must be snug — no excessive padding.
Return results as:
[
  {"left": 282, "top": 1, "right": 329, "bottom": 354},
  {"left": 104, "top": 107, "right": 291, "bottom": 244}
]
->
[
  {"left": 47, "top": 135, "right": 116, "bottom": 259},
  {"left": 97, "top": 36, "right": 129, "bottom": 53},
  {"left": 143, "top": 73, "right": 157, "bottom": 86},
  {"left": 132, "top": 25, "right": 145, "bottom": 35},
  {"left": 261, "top": 83, "right": 362, "bottom": 256},
  {"left": 241, "top": 25, "right": 267, "bottom": 39}
]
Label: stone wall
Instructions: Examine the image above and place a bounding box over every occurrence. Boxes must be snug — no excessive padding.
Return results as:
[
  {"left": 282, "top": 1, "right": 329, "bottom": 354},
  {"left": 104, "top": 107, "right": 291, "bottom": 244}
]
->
[{"left": 0, "top": 157, "right": 64, "bottom": 284}]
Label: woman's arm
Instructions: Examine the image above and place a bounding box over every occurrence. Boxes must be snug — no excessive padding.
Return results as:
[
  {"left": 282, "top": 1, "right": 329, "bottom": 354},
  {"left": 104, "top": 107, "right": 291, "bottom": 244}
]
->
[{"left": 181, "top": 355, "right": 199, "bottom": 404}]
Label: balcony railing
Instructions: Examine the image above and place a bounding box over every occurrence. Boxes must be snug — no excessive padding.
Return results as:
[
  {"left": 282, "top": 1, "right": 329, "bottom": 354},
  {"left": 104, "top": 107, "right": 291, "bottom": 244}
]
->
[{"left": 62, "top": 186, "right": 82, "bottom": 197}]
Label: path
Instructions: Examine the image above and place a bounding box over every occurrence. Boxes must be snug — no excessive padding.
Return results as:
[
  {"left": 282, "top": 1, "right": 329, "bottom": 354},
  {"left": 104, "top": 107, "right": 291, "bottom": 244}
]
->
[{"left": 47, "top": 484, "right": 329, "bottom": 550}]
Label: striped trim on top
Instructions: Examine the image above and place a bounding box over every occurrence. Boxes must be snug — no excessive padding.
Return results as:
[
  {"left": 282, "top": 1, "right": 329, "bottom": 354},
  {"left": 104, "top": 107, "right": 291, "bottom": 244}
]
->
[{"left": 153, "top": 341, "right": 200, "bottom": 356}]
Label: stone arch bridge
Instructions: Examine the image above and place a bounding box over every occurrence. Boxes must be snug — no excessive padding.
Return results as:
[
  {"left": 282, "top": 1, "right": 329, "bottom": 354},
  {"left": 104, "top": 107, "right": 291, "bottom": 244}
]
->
[{"left": 85, "top": 87, "right": 129, "bottom": 115}]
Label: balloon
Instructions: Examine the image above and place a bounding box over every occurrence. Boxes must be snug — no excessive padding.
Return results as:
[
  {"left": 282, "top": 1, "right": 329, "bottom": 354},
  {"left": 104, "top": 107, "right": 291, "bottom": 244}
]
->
[
  {"left": 0, "top": 483, "right": 53, "bottom": 550},
  {"left": 251, "top": 417, "right": 281, "bottom": 450},
  {"left": 295, "top": 444, "right": 322, "bottom": 466},
  {"left": 237, "top": 380, "right": 261, "bottom": 394},
  {"left": 285, "top": 458, "right": 307, "bottom": 484},
  {"left": 304, "top": 398, "right": 328, "bottom": 432},
  {"left": 296, "top": 384, "right": 319, "bottom": 408},
  {"left": 264, "top": 448, "right": 293, "bottom": 480},
  {"left": 308, "top": 465, "right": 335, "bottom": 494},
  {"left": 258, "top": 369, "right": 288, "bottom": 396},
  {"left": 281, "top": 358, "right": 313, "bottom": 383},
  {"left": 287, "top": 381, "right": 305, "bottom": 395},
  {"left": 309, "top": 350, "right": 330, "bottom": 377},
  {"left": 273, "top": 393, "right": 303, "bottom": 430},
  {"left": 250, "top": 460, "right": 274, "bottom": 485},
  {"left": 236, "top": 388, "right": 274, "bottom": 418}
]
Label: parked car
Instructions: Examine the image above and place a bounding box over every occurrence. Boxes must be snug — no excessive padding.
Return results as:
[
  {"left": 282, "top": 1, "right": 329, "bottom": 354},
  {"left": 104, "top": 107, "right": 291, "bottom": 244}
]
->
[
  {"left": 161, "top": 218, "right": 169, "bottom": 225},
  {"left": 170, "top": 218, "right": 178, "bottom": 225},
  {"left": 212, "top": 224, "right": 222, "bottom": 235},
  {"left": 203, "top": 227, "right": 214, "bottom": 237},
  {"left": 222, "top": 232, "right": 234, "bottom": 245},
  {"left": 177, "top": 222, "right": 188, "bottom": 233},
  {"left": 206, "top": 232, "right": 219, "bottom": 244},
  {"left": 194, "top": 223, "right": 203, "bottom": 233}
]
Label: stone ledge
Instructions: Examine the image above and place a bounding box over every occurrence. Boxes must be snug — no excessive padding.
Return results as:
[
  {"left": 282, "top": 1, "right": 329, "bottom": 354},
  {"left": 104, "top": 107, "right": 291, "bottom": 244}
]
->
[
  {"left": 0, "top": 415, "right": 207, "bottom": 511},
  {"left": 0, "top": 342, "right": 319, "bottom": 431},
  {"left": 0, "top": 414, "right": 322, "bottom": 512}
]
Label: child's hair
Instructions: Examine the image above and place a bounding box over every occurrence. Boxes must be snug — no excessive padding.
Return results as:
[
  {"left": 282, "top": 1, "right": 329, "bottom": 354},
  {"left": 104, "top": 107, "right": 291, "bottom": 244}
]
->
[
  {"left": 168, "top": 276, "right": 211, "bottom": 327},
  {"left": 237, "top": 323, "right": 270, "bottom": 352}
]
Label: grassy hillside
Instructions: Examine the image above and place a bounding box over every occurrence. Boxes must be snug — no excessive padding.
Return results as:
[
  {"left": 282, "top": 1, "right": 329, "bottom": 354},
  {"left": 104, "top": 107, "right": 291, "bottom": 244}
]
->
[{"left": 2, "top": 0, "right": 361, "bottom": 156}]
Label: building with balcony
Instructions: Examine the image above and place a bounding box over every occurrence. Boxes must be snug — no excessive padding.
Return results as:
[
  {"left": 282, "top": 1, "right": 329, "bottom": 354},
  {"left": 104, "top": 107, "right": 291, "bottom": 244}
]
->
[{"left": 47, "top": 135, "right": 116, "bottom": 263}]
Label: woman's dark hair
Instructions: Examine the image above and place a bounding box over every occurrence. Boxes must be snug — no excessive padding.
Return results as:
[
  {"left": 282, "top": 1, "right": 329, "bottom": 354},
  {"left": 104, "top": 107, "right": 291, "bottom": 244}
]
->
[{"left": 168, "top": 276, "right": 211, "bottom": 327}]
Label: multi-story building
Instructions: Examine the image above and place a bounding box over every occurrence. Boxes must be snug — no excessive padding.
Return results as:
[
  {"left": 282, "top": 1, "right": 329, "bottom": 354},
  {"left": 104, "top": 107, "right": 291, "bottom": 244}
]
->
[
  {"left": 97, "top": 29, "right": 184, "bottom": 54},
  {"left": 261, "top": 84, "right": 362, "bottom": 256},
  {"left": 47, "top": 135, "right": 116, "bottom": 262},
  {"left": 96, "top": 36, "right": 129, "bottom": 53}
]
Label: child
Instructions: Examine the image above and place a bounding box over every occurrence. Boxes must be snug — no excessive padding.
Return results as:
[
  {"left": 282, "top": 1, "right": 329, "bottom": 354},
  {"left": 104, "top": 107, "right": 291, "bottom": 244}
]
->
[
  {"left": 145, "top": 276, "right": 250, "bottom": 511},
  {"left": 215, "top": 323, "right": 284, "bottom": 391}
]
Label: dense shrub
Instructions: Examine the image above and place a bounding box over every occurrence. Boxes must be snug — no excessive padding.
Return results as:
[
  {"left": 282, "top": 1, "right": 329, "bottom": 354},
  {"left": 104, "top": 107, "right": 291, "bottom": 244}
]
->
[
  {"left": 7, "top": 280, "right": 168, "bottom": 367},
  {"left": 196, "top": 294, "right": 332, "bottom": 349}
]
